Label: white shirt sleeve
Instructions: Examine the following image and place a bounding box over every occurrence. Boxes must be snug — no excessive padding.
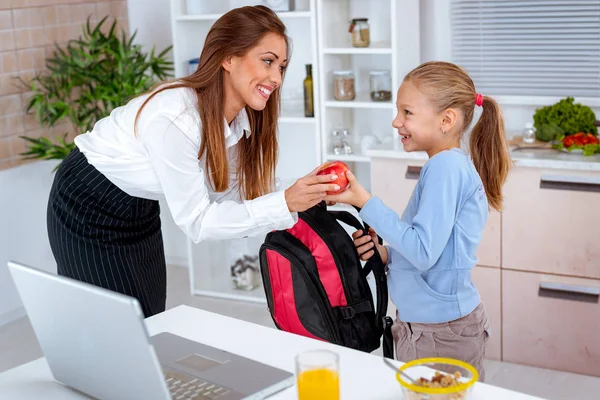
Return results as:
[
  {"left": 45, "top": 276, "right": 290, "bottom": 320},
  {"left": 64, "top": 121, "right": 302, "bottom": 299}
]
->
[{"left": 140, "top": 113, "right": 297, "bottom": 243}]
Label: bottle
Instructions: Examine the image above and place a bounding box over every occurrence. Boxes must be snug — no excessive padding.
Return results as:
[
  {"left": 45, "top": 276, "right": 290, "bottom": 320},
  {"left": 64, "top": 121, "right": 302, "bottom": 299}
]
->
[
  {"left": 523, "top": 122, "right": 536, "bottom": 144},
  {"left": 303, "top": 64, "right": 314, "bottom": 118}
]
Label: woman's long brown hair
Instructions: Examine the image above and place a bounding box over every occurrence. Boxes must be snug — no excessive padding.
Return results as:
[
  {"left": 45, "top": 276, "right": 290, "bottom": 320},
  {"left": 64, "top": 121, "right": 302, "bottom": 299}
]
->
[
  {"left": 135, "top": 6, "right": 289, "bottom": 200},
  {"left": 404, "top": 61, "right": 511, "bottom": 211}
]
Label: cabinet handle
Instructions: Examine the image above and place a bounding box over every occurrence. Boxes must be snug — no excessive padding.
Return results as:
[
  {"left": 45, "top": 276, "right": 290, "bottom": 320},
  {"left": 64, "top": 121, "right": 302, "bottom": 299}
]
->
[
  {"left": 405, "top": 166, "right": 422, "bottom": 180},
  {"left": 539, "top": 281, "right": 600, "bottom": 303},
  {"left": 539, "top": 174, "right": 600, "bottom": 193}
]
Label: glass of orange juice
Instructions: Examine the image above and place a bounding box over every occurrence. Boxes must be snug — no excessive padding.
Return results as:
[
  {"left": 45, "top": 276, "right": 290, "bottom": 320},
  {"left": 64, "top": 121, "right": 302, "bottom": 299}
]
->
[{"left": 295, "top": 349, "right": 340, "bottom": 400}]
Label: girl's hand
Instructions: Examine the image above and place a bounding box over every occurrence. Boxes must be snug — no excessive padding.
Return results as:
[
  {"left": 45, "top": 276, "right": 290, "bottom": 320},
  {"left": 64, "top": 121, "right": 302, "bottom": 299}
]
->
[
  {"left": 324, "top": 170, "right": 372, "bottom": 208},
  {"left": 285, "top": 166, "right": 340, "bottom": 212},
  {"left": 352, "top": 228, "right": 389, "bottom": 264}
]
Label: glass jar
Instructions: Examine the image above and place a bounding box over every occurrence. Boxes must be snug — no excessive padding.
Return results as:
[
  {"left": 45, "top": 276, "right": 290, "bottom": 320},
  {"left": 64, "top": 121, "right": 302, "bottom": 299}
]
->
[
  {"left": 331, "top": 129, "right": 343, "bottom": 155},
  {"left": 340, "top": 128, "right": 353, "bottom": 154},
  {"left": 522, "top": 122, "right": 536, "bottom": 144},
  {"left": 349, "top": 18, "right": 370, "bottom": 48},
  {"left": 332, "top": 70, "right": 355, "bottom": 101},
  {"left": 369, "top": 70, "right": 392, "bottom": 102}
]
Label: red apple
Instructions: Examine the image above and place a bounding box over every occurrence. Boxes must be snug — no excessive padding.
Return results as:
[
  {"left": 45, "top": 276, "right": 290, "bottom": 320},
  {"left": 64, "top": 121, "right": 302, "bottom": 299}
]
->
[{"left": 317, "top": 161, "right": 350, "bottom": 195}]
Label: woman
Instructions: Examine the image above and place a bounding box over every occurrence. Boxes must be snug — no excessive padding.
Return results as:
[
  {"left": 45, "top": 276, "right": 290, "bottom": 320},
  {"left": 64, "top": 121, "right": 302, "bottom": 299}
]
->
[{"left": 47, "top": 6, "right": 339, "bottom": 318}]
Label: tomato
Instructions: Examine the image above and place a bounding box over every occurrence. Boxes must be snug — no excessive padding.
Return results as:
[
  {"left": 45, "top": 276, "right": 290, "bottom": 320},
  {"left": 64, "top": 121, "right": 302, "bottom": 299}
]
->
[
  {"left": 572, "top": 132, "right": 585, "bottom": 146},
  {"left": 317, "top": 161, "right": 350, "bottom": 195},
  {"left": 586, "top": 133, "right": 599, "bottom": 145},
  {"left": 563, "top": 136, "right": 574, "bottom": 147}
]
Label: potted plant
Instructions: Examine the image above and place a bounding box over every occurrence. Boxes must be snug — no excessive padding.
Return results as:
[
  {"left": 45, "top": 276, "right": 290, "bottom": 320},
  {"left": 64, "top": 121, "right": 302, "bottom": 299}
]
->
[{"left": 19, "top": 16, "right": 174, "bottom": 167}]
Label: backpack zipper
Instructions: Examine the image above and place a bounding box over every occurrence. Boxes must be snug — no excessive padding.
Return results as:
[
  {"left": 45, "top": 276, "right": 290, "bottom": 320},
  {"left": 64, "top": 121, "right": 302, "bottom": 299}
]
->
[{"left": 260, "top": 242, "right": 340, "bottom": 344}]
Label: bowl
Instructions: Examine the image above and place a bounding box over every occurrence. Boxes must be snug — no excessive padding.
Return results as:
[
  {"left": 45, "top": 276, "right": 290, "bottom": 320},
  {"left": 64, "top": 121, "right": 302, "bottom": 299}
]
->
[{"left": 396, "top": 357, "right": 478, "bottom": 400}]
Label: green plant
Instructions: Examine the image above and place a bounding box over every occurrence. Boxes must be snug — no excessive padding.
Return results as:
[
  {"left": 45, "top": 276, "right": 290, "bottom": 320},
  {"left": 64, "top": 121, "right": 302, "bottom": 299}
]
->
[
  {"left": 19, "top": 16, "right": 173, "bottom": 162},
  {"left": 532, "top": 97, "right": 598, "bottom": 142}
]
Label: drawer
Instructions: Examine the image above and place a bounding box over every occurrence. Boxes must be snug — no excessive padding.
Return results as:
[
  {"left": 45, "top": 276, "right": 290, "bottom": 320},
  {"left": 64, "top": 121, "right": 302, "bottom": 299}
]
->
[
  {"left": 371, "top": 158, "right": 500, "bottom": 268},
  {"left": 502, "top": 269, "right": 600, "bottom": 377},
  {"left": 502, "top": 167, "right": 600, "bottom": 278},
  {"left": 471, "top": 266, "right": 501, "bottom": 360}
]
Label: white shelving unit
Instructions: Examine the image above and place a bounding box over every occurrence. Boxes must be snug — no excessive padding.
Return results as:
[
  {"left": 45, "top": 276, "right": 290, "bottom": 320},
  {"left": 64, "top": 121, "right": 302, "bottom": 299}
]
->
[
  {"left": 316, "top": 0, "right": 420, "bottom": 191},
  {"left": 169, "top": 0, "right": 420, "bottom": 303}
]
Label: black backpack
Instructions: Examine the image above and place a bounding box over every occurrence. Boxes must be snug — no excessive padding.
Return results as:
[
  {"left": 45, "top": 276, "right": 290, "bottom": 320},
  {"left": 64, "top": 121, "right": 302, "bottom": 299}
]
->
[{"left": 258, "top": 202, "right": 394, "bottom": 358}]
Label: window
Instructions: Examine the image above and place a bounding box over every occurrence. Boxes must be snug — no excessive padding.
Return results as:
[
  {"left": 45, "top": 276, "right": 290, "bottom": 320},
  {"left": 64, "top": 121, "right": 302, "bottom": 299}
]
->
[{"left": 450, "top": 0, "right": 600, "bottom": 98}]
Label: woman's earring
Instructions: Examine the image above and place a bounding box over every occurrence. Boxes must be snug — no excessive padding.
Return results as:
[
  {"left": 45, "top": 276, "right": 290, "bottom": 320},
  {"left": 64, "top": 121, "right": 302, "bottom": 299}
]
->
[{"left": 441, "top": 127, "right": 446, "bottom": 135}]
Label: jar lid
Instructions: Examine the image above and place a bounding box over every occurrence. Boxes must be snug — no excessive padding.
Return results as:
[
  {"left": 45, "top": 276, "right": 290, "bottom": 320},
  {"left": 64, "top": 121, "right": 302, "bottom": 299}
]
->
[
  {"left": 333, "top": 70, "right": 354, "bottom": 76},
  {"left": 188, "top": 58, "right": 199, "bottom": 64},
  {"left": 352, "top": 18, "right": 368, "bottom": 22},
  {"left": 369, "top": 70, "right": 390, "bottom": 76}
]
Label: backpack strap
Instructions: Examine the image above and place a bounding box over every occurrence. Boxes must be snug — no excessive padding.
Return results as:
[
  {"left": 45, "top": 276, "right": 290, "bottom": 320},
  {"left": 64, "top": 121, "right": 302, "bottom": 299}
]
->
[{"left": 328, "top": 208, "right": 394, "bottom": 359}]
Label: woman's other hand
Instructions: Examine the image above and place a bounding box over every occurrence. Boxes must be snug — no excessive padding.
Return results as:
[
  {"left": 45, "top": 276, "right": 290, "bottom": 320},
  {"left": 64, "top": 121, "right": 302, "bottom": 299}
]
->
[{"left": 284, "top": 166, "right": 340, "bottom": 212}]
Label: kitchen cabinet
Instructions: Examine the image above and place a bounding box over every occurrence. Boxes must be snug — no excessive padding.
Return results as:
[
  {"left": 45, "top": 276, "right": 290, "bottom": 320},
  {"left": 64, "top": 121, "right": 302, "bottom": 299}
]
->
[
  {"left": 502, "top": 167, "right": 600, "bottom": 279},
  {"left": 502, "top": 269, "right": 600, "bottom": 377}
]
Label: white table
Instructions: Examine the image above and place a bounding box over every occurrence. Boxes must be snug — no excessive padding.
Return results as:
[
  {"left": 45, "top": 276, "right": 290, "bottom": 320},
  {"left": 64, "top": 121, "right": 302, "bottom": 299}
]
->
[{"left": 0, "top": 305, "right": 545, "bottom": 399}]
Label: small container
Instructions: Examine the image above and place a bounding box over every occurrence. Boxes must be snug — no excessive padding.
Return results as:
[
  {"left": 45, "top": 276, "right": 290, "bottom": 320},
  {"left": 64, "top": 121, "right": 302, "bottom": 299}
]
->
[
  {"left": 396, "top": 357, "right": 478, "bottom": 400},
  {"left": 349, "top": 18, "right": 370, "bottom": 48},
  {"left": 332, "top": 70, "right": 355, "bottom": 101},
  {"left": 341, "top": 128, "right": 353, "bottom": 154},
  {"left": 331, "top": 129, "right": 343, "bottom": 155},
  {"left": 522, "top": 122, "right": 536, "bottom": 144},
  {"left": 369, "top": 70, "right": 392, "bottom": 102}
]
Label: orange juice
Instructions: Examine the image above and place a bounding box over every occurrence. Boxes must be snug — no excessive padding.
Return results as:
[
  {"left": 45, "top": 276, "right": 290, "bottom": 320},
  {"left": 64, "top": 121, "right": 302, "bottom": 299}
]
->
[{"left": 297, "top": 368, "right": 340, "bottom": 400}]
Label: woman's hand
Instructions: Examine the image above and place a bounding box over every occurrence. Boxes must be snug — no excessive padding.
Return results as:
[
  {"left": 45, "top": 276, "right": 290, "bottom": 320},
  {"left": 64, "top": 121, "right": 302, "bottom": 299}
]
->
[
  {"left": 324, "top": 169, "right": 372, "bottom": 208},
  {"left": 352, "top": 228, "right": 389, "bottom": 264},
  {"left": 284, "top": 166, "right": 341, "bottom": 212}
]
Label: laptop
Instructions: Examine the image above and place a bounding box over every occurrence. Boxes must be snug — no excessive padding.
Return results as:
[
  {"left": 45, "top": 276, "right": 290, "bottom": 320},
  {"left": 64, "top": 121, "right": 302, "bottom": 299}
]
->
[{"left": 7, "top": 261, "right": 295, "bottom": 400}]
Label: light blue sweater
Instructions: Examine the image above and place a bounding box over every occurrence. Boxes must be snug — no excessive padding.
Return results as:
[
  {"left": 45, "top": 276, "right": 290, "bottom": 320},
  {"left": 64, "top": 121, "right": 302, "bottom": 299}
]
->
[{"left": 360, "top": 148, "right": 487, "bottom": 323}]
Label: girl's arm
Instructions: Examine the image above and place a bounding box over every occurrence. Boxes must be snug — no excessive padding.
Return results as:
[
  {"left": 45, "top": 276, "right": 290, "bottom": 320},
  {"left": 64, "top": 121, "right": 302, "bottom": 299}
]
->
[{"left": 326, "top": 155, "right": 463, "bottom": 271}]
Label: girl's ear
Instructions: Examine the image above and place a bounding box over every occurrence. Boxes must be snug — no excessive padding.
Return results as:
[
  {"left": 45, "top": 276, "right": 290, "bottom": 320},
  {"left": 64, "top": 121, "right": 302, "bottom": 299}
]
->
[{"left": 441, "top": 108, "right": 459, "bottom": 133}]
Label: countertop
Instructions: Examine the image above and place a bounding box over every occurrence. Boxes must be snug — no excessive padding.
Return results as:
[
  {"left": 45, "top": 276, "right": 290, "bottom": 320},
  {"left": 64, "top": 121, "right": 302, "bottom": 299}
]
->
[
  {"left": 366, "top": 142, "right": 600, "bottom": 171},
  {"left": 0, "top": 305, "right": 545, "bottom": 400}
]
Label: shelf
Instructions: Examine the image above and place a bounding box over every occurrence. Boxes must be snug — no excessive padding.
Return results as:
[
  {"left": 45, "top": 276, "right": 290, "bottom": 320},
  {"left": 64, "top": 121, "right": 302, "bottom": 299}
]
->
[
  {"left": 325, "top": 153, "right": 370, "bottom": 163},
  {"left": 324, "top": 92, "right": 395, "bottom": 109},
  {"left": 322, "top": 43, "right": 393, "bottom": 55},
  {"left": 176, "top": 11, "right": 312, "bottom": 22}
]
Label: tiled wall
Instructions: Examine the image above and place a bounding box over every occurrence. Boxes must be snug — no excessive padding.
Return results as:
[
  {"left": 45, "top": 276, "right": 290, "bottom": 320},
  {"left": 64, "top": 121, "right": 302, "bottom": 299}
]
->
[{"left": 0, "top": 0, "right": 128, "bottom": 171}]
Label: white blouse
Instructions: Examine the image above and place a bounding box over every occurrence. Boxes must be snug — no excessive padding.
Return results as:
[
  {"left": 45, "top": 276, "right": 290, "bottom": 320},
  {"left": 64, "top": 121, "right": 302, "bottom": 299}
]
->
[{"left": 74, "top": 85, "right": 296, "bottom": 243}]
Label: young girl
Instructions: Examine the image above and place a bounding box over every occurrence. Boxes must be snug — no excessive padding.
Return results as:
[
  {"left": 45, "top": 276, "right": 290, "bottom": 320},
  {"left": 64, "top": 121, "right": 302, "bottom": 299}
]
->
[{"left": 325, "top": 61, "right": 511, "bottom": 381}]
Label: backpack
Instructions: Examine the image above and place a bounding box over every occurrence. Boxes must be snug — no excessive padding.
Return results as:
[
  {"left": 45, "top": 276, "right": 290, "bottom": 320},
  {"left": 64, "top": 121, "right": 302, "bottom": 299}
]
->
[{"left": 258, "top": 201, "right": 394, "bottom": 358}]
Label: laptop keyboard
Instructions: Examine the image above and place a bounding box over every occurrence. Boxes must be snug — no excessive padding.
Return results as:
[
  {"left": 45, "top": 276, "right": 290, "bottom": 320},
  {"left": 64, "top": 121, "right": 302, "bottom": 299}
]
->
[{"left": 164, "top": 369, "right": 230, "bottom": 399}]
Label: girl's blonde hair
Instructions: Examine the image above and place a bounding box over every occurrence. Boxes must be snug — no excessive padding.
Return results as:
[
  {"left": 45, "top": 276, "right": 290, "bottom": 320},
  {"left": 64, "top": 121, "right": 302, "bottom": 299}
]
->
[{"left": 404, "top": 61, "right": 511, "bottom": 211}]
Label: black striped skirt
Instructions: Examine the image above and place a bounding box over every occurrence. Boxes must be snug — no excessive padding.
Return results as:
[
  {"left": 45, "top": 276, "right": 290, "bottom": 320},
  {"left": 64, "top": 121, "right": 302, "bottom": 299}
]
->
[{"left": 47, "top": 147, "right": 166, "bottom": 317}]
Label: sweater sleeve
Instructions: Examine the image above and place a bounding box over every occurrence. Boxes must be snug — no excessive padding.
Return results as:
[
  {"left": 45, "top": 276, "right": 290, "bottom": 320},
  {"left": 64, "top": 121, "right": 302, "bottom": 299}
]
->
[{"left": 359, "top": 154, "right": 462, "bottom": 271}]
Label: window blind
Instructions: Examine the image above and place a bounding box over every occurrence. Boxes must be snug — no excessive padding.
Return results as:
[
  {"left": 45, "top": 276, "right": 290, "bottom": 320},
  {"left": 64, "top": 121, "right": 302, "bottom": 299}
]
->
[{"left": 450, "top": 0, "right": 600, "bottom": 98}]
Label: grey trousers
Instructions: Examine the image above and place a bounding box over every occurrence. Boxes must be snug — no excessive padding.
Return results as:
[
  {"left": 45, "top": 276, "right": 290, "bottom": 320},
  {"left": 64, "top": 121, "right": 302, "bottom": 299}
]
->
[{"left": 392, "top": 302, "right": 490, "bottom": 382}]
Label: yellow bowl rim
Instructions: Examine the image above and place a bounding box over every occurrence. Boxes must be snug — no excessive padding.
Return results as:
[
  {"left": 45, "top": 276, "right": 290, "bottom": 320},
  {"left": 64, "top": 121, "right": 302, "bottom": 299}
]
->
[{"left": 395, "top": 357, "right": 479, "bottom": 395}]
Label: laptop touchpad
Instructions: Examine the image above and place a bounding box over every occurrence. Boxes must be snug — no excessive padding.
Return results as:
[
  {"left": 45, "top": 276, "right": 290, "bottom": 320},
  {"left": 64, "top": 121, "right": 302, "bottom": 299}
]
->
[{"left": 175, "top": 353, "right": 227, "bottom": 372}]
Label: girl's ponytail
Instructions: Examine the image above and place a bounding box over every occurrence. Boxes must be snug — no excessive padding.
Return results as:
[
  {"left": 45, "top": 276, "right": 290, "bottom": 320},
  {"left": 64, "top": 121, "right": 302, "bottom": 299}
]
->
[{"left": 469, "top": 96, "right": 511, "bottom": 211}]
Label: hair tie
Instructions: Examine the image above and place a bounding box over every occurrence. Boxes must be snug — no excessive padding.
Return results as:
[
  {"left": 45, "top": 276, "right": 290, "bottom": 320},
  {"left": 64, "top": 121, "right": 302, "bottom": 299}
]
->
[{"left": 475, "top": 93, "right": 484, "bottom": 107}]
